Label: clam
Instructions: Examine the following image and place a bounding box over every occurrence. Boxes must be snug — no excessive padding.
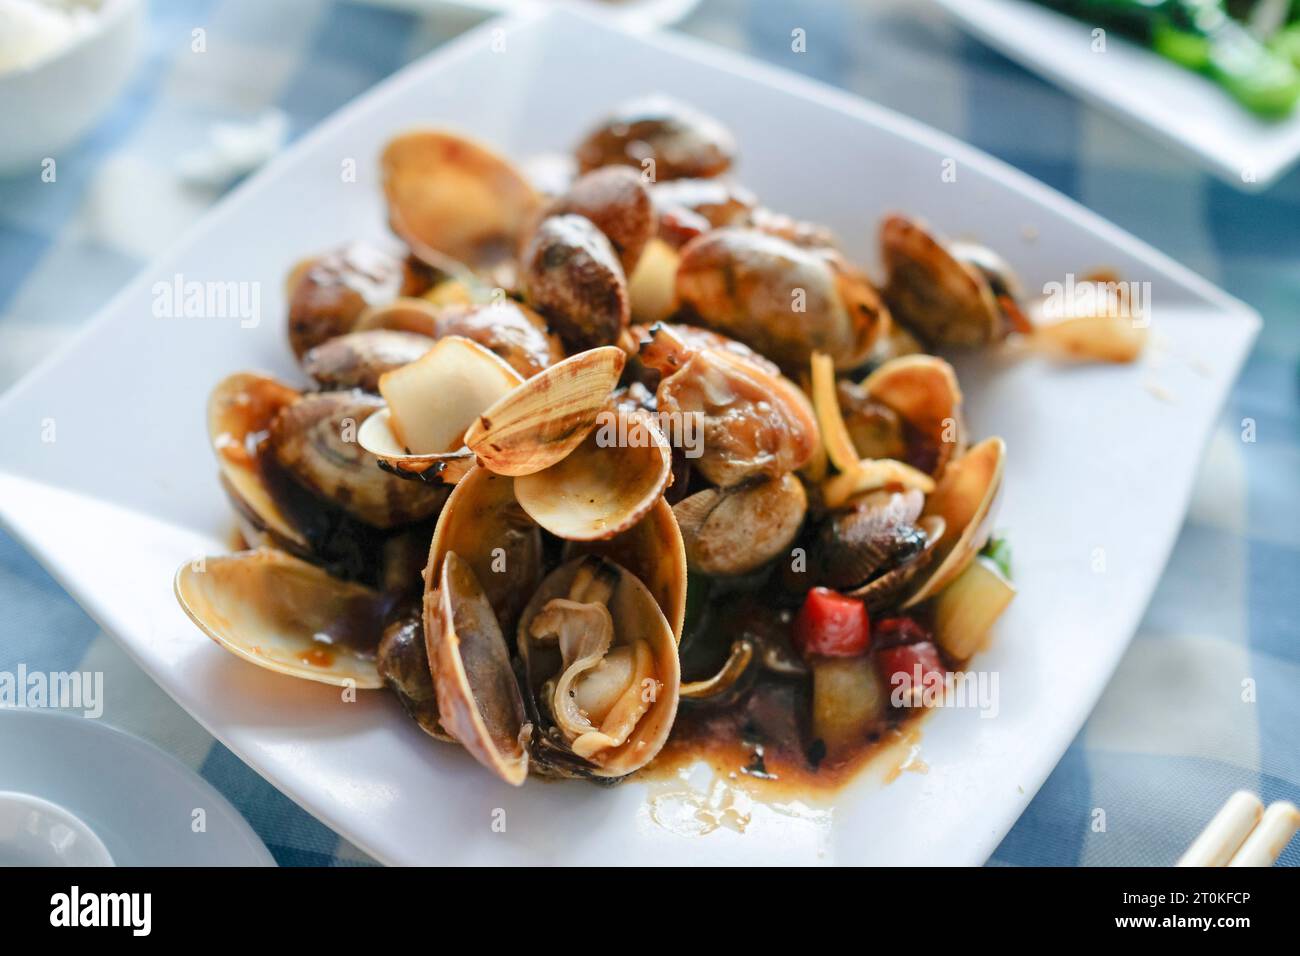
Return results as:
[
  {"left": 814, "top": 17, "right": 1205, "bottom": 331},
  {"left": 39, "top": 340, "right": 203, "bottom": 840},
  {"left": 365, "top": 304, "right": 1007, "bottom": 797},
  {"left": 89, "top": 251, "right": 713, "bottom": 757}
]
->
[
  {"left": 267, "top": 389, "right": 449, "bottom": 530},
  {"left": 514, "top": 408, "right": 671, "bottom": 542},
  {"left": 675, "top": 228, "right": 889, "bottom": 372},
  {"left": 651, "top": 178, "right": 756, "bottom": 248},
  {"left": 904, "top": 436, "right": 1005, "bottom": 607},
  {"left": 646, "top": 341, "right": 818, "bottom": 488},
  {"left": 287, "top": 242, "right": 432, "bottom": 359},
  {"left": 673, "top": 473, "right": 807, "bottom": 577},
  {"left": 561, "top": 497, "right": 687, "bottom": 641},
  {"left": 462, "top": 346, "right": 672, "bottom": 541},
  {"left": 356, "top": 335, "right": 523, "bottom": 482},
  {"left": 422, "top": 485, "right": 685, "bottom": 783},
  {"left": 355, "top": 296, "right": 563, "bottom": 378},
  {"left": 880, "top": 215, "right": 1024, "bottom": 348},
  {"left": 377, "top": 607, "right": 452, "bottom": 741},
  {"left": 546, "top": 166, "right": 655, "bottom": 275},
  {"left": 795, "top": 487, "right": 947, "bottom": 611},
  {"left": 209, "top": 371, "right": 309, "bottom": 554},
  {"left": 174, "top": 549, "right": 387, "bottom": 688},
  {"left": 425, "top": 465, "right": 543, "bottom": 638},
  {"left": 517, "top": 555, "right": 680, "bottom": 778},
  {"left": 427, "top": 552, "right": 532, "bottom": 785},
  {"left": 812, "top": 351, "right": 963, "bottom": 481},
  {"left": 208, "top": 373, "right": 402, "bottom": 580},
  {"left": 575, "top": 95, "right": 736, "bottom": 181},
  {"left": 301, "top": 329, "right": 436, "bottom": 392},
  {"left": 520, "top": 214, "right": 629, "bottom": 353},
  {"left": 381, "top": 129, "right": 540, "bottom": 281},
  {"left": 859, "top": 353, "right": 964, "bottom": 477},
  {"left": 464, "top": 346, "right": 626, "bottom": 477}
]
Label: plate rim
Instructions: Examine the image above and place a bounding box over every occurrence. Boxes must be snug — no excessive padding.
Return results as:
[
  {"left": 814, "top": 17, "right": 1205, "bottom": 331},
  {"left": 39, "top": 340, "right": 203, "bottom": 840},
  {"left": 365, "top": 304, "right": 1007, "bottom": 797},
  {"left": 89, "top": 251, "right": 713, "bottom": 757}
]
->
[{"left": 933, "top": 0, "right": 1300, "bottom": 189}]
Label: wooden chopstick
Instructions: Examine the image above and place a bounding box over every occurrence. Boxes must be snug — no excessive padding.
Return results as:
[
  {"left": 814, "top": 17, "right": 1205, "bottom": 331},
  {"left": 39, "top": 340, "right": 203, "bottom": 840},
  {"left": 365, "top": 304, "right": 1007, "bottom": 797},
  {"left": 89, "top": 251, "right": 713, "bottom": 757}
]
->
[
  {"left": 1177, "top": 790, "right": 1300, "bottom": 867},
  {"left": 1227, "top": 801, "right": 1300, "bottom": 867}
]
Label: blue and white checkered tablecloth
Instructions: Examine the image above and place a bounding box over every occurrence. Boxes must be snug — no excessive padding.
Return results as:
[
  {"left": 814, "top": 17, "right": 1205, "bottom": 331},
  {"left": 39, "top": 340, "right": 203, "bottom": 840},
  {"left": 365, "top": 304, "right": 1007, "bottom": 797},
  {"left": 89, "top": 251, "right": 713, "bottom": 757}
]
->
[{"left": 1, "top": 0, "right": 1296, "bottom": 867}]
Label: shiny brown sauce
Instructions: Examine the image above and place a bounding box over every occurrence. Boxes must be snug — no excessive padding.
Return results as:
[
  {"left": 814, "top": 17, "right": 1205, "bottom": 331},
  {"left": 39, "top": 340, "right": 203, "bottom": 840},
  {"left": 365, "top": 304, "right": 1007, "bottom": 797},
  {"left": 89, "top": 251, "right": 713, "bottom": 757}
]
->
[{"left": 646, "top": 587, "right": 935, "bottom": 794}]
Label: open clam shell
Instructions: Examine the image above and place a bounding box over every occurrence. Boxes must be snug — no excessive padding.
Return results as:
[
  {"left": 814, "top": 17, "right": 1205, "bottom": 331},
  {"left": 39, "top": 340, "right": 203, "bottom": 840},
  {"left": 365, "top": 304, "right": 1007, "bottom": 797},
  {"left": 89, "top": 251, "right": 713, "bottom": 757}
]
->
[
  {"left": 208, "top": 372, "right": 309, "bottom": 552},
  {"left": 174, "top": 549, "right": 386, "bottom": 688},
  {"left": 464, "top": 346, "right": 626, "bottom": 477},
  {"left": 425, "top": 465, "right": 544, "bottom": 639},
  {"left": 427, "top": 552, "right": 531, "bottom": 786},
  {"left": 861, "top": 353, "right": 965, "bottom": 477},
  {"left": 381, "top": 129, "right": 540, "bottom": 277},
  {"left": 517, "top": 556, "right": 680, "bottom": 779},
  {"left": 562, "top": 496, "right": 687, "bottom": 642},
  {"left": 514, "top": 407, "right": 672, "bottom": 541},
  {"left": 357, "top": 335, "right": 523, "bottom": 481},
  {"left": 904, "top": 437, "right": 1005, "bottom": 607}
]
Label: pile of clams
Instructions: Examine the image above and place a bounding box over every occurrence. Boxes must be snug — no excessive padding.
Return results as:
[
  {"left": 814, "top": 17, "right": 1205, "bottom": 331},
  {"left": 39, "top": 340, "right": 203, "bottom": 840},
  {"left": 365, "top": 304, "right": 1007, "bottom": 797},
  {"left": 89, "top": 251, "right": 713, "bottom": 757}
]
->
[{"left": 175, "top": 95, "right": 1140, "bottom": 787}]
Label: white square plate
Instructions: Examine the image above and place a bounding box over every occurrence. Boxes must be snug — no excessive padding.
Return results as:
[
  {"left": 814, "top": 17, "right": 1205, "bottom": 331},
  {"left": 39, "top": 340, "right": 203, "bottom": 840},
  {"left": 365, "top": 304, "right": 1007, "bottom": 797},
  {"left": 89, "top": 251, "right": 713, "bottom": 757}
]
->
[
  {"left": 0, "top": 8, "right": 1258, "bottom": 865},
  {"left": 935, "top": 0, "right": 1300, "bottom": 189}
]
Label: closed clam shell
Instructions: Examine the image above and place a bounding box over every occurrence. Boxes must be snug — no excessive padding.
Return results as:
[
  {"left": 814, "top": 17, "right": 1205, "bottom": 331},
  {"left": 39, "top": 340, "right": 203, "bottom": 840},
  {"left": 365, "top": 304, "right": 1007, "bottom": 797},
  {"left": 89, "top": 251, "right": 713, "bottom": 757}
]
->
[
  {"left": 268, "top": 390, "right": 448, "bottom": 529},
  {"left": 675, "top": 228, "right": 887, "bottom": 371},
  {"left": 517, "top": 556, "right": 680, "bottom": 778},
  {"left": 208, "top": 371, "right": 308, "bottom": 552},
  {"left": 287, "top": 242, "right": 429, "bottom": 359},
  {"left": 425, "top": 465, "right": 543, "bottom": 639},
  {"left": 904, "top": 437, "right": 1005, "bottom": 607},
  {"left": 520, "top": 214, "right": 630, "bottom": 354},
  {"left": 673, "top": 473, "right": 807, "bottom": 577},
  {"left": 514, "top": 408, "right": 672, "bottom": 542},
  {"left": 174, "top": 549, "right": 386, "bottom": 688},
  {"left": 575, "top": 96, "right": 736, "bottom": 181},
  {"left": 547, "top": 166, "right": 655, "bottom": 276},
  {"left": 356, "top": 296, "right": 563, "bottom": 379},
  {"left": 301, "top": 329, "right": 435, "bottom": 392},
  {"left": 880, "top": 214, "right": 1002, "bottom": 348},
  {"left": 464, "top": 346, "right": 626, "bottom": 477},
  {"left": 848, "top": 514, "right": 945, "bottom": 612},
  {"left": 813, "top": 488, "right": 925, "bottom": 590},
  {"left": 427, "top": 552, "right": 531, "bottom": 786},
  {"left": 382, "top": 128, "right": 540, "bottom": 275}
]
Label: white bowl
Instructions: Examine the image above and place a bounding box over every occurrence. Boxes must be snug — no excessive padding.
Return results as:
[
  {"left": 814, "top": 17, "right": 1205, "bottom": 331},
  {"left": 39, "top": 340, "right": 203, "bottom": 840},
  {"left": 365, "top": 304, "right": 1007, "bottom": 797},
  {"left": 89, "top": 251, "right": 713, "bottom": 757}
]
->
[
  {"left": 0, "top": 791, "right": 114, "bottom": 866},
  {"left": 0, "top": 0, "right": 143, "bottom": 176}
]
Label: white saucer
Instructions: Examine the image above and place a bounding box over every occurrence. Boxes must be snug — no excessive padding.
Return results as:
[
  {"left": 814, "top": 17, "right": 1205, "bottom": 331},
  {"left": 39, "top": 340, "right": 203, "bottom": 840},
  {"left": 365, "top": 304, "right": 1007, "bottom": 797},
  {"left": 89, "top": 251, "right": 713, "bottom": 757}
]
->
[
  {"left": 0, "top": 791, "right": 114, "bottom": 866},
  {"left": 0, "top": 709, "right": 274, "bottom": 866}
]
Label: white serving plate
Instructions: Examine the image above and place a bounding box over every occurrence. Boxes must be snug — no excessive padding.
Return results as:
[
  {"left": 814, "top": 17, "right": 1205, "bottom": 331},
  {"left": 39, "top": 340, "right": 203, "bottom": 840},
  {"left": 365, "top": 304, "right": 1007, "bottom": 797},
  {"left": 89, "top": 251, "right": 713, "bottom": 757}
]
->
[
  {"left": 934, "top": 0, "right": 1300, "bottom": 189},
  {"left": 0, "top": 7, "right": 1257, "bottom": 865}
]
